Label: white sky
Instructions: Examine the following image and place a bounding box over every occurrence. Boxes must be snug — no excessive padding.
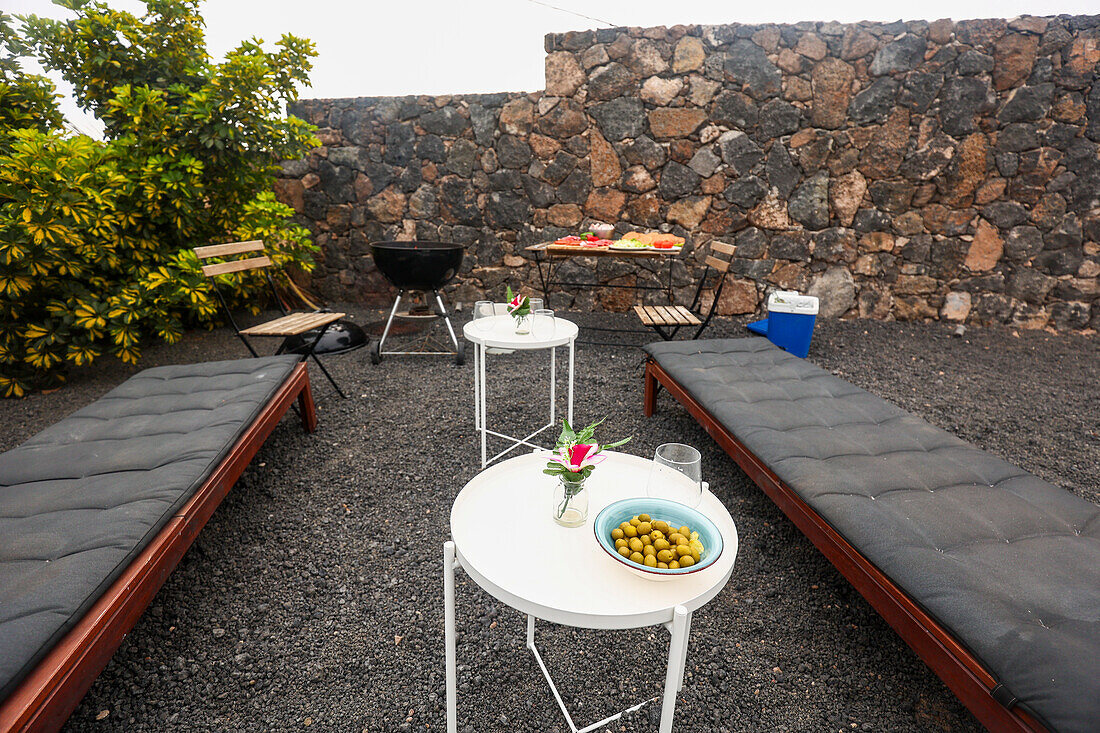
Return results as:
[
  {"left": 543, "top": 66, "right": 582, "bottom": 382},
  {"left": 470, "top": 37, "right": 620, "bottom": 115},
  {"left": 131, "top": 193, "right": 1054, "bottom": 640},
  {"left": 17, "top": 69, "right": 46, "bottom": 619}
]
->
[{"left": 8, "top": 0, "right": 1099, "bottom": 136}]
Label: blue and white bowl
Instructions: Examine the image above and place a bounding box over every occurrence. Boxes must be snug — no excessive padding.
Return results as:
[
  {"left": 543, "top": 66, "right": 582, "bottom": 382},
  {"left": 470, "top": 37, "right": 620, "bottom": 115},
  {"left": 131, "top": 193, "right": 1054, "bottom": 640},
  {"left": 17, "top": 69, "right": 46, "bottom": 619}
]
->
[{"left": 593, "top": 497, "right": 724, "bottom": 582}]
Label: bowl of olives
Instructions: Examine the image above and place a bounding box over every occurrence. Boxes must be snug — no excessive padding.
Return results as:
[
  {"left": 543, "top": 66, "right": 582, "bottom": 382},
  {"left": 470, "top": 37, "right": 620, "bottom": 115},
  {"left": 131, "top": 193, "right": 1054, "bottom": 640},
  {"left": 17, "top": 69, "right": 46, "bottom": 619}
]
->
[{"left": 593, "top": 497, "right": 723, "bottom": 581}]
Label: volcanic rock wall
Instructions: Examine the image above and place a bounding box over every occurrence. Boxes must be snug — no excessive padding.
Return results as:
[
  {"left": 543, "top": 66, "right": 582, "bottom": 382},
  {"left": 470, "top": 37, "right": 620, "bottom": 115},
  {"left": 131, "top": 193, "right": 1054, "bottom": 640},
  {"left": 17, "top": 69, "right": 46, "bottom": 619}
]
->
[{"left": 279, "top": 15, "right": 1100, "bottom": 330}]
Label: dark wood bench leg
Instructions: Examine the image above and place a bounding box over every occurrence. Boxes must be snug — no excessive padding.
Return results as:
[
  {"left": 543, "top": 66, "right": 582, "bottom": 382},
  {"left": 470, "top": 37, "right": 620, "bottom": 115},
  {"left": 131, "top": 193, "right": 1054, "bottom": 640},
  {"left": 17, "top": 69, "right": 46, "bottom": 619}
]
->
[
  {"left": 296, "top": 366, "right": 318, "bottom": 433},
  {"left": 644, "top": 358, "right": 659, "bottom": 417}
]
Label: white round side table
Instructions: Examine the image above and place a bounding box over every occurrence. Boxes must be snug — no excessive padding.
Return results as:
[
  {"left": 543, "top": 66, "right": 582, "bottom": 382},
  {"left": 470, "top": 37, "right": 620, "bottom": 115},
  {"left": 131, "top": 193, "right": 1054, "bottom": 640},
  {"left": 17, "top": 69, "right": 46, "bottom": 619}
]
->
[
  {"left": 444, "top": 451, "right": 739, "bottom": 733},
  {"left": 462, "top": 314, "right": 579, "bottom": 467}
]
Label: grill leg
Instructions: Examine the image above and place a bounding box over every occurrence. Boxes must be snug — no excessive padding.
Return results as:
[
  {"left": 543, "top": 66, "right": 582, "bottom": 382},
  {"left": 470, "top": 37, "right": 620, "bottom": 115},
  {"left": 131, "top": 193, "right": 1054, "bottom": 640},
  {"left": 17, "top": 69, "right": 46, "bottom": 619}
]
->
[
  {"left": 378, "top": 291, "right": 403, "bottom": 353},
  {"left": 434, "top": 290, "right": 460, "bottom": 349}
]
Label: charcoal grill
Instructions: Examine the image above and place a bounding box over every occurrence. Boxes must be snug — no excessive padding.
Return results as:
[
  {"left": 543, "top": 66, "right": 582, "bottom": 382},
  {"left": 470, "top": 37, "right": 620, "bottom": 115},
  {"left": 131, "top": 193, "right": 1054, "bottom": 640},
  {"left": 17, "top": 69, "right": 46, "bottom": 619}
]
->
[{"left": 370, "top": 241, "right": 465, "bottom": 365}]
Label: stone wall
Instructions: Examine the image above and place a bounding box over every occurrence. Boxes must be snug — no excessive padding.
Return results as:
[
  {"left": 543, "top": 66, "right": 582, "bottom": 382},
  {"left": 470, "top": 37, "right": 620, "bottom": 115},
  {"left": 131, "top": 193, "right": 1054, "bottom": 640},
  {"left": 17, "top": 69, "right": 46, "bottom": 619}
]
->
[{"left": 279, "top": 15, "right": 1100, "bottom": 330}]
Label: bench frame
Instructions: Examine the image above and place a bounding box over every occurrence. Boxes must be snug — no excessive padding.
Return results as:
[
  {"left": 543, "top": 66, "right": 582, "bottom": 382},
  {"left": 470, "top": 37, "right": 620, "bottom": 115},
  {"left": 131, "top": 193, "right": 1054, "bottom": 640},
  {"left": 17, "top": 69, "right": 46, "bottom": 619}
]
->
[
  {"left": 643, "top": 357, "right": 1046, "bottom": 733},
  {"left": 0, "top": 362, "right": 317, "bottom": 733}
]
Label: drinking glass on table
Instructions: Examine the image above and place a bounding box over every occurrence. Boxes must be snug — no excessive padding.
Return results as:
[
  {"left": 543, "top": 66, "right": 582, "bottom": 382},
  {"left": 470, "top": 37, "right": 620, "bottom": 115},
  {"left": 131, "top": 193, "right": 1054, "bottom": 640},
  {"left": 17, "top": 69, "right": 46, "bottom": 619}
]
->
[
  {"left": 528, "top": 297, "right": 544, "bottom": 313},
  {"left": 645, "top": 443, "right": 703, "bottom": 508},
  {"left": 531, "top": 309, "right": 555, "bottom": 340},
  {"left": 472, "top": 300, "right": 494, "bottom": 332}
]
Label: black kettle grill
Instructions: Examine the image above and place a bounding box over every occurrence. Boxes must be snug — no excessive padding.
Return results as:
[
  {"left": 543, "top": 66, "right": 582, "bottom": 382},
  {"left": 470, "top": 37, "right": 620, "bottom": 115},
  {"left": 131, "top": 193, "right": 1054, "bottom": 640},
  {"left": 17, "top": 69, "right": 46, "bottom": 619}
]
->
[{"left": 369, "top": 241, "right": 465, "bottom": 365}]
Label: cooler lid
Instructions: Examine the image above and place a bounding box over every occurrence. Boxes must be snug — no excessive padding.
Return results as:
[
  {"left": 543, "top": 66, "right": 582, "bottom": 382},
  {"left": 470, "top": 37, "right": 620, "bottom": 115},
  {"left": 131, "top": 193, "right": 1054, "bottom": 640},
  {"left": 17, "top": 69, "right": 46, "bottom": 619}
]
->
[{"left": 767, "top": 290, "right": 819, "bottom": 315}]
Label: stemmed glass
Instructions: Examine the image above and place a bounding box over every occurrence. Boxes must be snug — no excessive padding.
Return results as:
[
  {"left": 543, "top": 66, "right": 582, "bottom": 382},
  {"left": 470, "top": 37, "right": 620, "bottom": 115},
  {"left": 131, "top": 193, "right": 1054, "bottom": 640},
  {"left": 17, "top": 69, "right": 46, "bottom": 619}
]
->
[
  {"left": 531, "top": 308, "right": 555, "bottom": 340},
  {"left": 645, "top": 443, "right": 703, "bottom": 508},
  {"left": 472, "top": 300, "right": 494, "bottom": 332}
]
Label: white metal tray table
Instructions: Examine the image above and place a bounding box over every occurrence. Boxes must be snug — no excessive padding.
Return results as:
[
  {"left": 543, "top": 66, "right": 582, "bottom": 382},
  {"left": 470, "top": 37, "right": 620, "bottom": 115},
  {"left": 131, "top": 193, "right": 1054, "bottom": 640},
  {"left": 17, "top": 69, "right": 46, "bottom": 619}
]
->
[
  {"left": 462, "top": 314, "right": 578, "bottom": 467},
  {"left": 444, "top": 451, "right": 739, "bottom": 732}
]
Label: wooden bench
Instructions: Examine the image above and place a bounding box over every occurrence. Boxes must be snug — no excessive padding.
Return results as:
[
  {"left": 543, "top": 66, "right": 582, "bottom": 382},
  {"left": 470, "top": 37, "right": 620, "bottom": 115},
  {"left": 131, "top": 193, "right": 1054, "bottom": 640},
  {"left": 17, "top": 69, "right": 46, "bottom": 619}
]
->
[
  {"left": 0, "top": 356, "right": 316, "bottom": 732},
  {"left": 642, "top": 338, "right": 1100, "bottom": 733}
]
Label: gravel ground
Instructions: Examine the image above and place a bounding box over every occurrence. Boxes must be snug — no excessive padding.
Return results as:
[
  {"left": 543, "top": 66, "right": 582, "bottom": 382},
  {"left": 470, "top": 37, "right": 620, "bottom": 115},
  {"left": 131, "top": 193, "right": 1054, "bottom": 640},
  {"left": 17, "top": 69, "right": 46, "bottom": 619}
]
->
[{"left": 1, "top": 307, "right": 1096, "bottom": 733}]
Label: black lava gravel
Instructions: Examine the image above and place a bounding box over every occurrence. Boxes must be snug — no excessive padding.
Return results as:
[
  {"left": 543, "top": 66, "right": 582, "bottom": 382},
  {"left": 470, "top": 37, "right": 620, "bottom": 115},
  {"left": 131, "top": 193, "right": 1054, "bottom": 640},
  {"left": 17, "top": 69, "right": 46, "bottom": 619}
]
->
[{"left": 1, "top": 308, "right": 1096, "bottom": 733}]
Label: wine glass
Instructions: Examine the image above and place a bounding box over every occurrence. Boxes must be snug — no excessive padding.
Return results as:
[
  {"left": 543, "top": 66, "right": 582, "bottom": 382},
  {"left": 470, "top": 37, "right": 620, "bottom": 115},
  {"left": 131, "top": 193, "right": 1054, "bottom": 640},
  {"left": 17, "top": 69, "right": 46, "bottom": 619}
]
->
[
  {"left": 645, "top": 443, "right": 703, "bottom": 508},
  {"left": 531, "top": 309, "right": 555, "bottom": 340},
  {"left": 472, "top": 300, "right": 494, "bottom": 332}
]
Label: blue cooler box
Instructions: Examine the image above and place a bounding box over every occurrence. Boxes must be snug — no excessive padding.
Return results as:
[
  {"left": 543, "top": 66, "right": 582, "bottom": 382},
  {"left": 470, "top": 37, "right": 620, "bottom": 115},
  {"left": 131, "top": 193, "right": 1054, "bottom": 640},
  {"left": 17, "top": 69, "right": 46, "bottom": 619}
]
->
[{"left": 749, "top": 291, "right": 819, "bottom": 358}]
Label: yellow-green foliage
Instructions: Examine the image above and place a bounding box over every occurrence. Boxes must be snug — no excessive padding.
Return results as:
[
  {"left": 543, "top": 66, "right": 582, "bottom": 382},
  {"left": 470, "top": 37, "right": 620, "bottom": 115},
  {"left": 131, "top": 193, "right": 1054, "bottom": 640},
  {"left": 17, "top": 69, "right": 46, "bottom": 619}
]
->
[{"left": 0, "top": 1, "right": 319, "bottom": 396}]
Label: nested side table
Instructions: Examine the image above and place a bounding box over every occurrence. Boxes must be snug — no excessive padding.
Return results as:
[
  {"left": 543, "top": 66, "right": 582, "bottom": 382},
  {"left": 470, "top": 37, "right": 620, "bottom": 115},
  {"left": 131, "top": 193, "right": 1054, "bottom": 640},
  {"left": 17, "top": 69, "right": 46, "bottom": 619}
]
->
[
  {"left": 462, "top": 314, "right": 578, "bottom": 468},
  {"left": 444, "top": 451, "right": 739, "bottom": 732}
]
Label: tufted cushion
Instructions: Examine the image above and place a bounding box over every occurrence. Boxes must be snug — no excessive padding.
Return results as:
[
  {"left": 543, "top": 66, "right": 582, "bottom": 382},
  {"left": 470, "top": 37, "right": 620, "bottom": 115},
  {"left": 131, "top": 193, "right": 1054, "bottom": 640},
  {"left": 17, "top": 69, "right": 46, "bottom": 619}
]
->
[
  {"left": 646, "top": 338, "right": 1100, "bottom": 733},
  {"left": 0, "top": 356, "right": 301, "bottom": 701}
]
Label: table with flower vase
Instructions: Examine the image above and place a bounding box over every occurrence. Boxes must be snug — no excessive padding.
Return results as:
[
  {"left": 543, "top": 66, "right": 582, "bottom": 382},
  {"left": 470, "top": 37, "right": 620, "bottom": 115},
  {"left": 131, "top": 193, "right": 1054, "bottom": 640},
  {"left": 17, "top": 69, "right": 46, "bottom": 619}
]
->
[
  {"left": 462, "top": 313, "right": 578, "bottom": 468},
  {"left": 444, "top": 451, "right": 739, "bottom": 733}
]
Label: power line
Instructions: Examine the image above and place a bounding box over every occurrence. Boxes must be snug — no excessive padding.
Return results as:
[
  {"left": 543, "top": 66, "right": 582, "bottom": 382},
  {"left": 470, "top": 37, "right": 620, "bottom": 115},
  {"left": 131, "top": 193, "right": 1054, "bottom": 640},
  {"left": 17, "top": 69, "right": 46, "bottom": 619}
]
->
[{"left": 525, "top": 0, "right": 618, "bottom": 28}]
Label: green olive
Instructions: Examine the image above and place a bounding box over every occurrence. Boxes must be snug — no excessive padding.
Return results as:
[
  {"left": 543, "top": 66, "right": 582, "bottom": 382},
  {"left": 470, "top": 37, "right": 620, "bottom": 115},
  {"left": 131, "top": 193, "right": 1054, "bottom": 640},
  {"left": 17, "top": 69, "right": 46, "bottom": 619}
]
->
[
  {"left": 630, "top": 517, "right": 640, "bottom": 527},
  {"left": 638, "top": 513, "right": 651, "bottom": 522},
  {"left": 628, "top": 537, "right": 643, "bottom": 553},
  {"left": 643, "top": 545, "right": 657, "bottom": 557},
  {"left": 611, "top": 527, "right": 624, "bottom": 540},
  {"left": 654, "top": 538, "right": 670, "bottom": 551},
  {"left": 629, "top": 551, "right": 644, "bottom": 564},
  {"left": 650, "top": 530, "right": 664, "bottom": 542},
  {"left": 657, "top": 549, "right": 675, "bottom": 563},
  {"left": 678, "top": 526, "right": 691, "bottom": 537},
  {"left": 640, "top": 534, "right": 652, "bottom": 546},
  {"left": 618, "top": 546, "right": 631, "bottom": 558},
  {"left": 643, "top": 554, "right": 658, "bottom": 568},
  {"left": 691, "top": 548, "right": 701, "bottom": 562},
  {"left": 657, "top": 562, "right": 669, "bottom": 569},
  {"left": 668, "top": 560, "right": 681, "bottom": 569},
  {"left": 652, "top": 520, "right": 670, "bottom": 533},
  {"left": 675, "top": 545, "right": 691, "bottom": 558},
  {"left": 679, "top": 555, "right": 696, "bottom": 567},
  {"left": 668, "top": 533, "right": 685, "bottom": 544},
  {"left": 614, "top": 538, "right": 628, "bottom": 549},
  {"left": 637, "top": 521, "right": 652, "bottom": 535},
  {"left": 624, "top": 525, "right": 638, "bottom": 538},
  {"left": 676, "top": 536, "right": 690, "bottom": 546}
]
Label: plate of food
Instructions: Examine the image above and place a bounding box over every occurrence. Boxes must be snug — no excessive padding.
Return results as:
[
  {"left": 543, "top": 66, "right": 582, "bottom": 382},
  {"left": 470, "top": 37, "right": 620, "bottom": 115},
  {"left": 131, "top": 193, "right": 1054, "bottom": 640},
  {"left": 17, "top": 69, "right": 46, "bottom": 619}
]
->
[
  {"left": 593, "top": 497, "right": 723, "bottom": 581},
  {"left": 608, "top": 239, "right": 652, "bottom": 250},
  {"left": 609, "top": 232, "right": 686, "bottom": 251},
  {"left": 553, "top": 233, "right": 614, "bottom": 248}
]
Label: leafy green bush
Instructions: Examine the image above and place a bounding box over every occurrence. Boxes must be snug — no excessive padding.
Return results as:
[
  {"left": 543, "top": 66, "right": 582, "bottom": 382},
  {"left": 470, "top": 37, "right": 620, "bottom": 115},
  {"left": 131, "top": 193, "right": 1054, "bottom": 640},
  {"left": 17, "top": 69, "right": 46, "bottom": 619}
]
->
[{"left": 0, "top": 1, "right": 319, "bottom": 396}]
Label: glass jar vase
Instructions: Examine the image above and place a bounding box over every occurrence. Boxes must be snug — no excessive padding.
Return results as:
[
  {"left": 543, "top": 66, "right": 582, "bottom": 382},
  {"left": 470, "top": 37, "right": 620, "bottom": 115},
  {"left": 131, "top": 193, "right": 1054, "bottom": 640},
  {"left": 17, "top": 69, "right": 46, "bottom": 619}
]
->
[
  {"left": 553, "top": 474, "right": 589, "bottom": 527},
  {"left": 514, "top": 313, "right": 531, "bottom": 335}
]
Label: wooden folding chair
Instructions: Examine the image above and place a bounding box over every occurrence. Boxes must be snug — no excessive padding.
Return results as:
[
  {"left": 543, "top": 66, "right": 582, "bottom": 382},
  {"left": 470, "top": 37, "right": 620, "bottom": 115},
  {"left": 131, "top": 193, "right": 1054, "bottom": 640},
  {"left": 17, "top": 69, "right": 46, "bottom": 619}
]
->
[
  {"left": 633, "top": 240, "right": 735, "bottom": 341},
  {"left": 194, "top": 240, "right": 349, "bottom": 398}
]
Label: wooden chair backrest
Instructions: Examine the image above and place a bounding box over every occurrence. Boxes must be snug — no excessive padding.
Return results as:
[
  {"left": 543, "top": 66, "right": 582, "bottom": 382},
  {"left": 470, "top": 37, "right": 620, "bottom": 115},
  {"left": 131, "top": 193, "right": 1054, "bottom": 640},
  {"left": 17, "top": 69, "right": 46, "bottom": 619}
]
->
[
  {"left": 193, "top": 240, "right": 272, "bottom": 277},
  {"left": 704, "top": 240, "right": 735, "bottom": 274}
]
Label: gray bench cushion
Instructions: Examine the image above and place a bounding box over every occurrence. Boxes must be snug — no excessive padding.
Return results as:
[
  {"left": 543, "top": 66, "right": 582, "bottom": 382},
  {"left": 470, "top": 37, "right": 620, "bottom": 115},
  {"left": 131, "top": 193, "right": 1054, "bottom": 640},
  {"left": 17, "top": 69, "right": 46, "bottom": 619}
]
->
[
  {"left": 646, "top": 338, "right": 1100, "bottom": 733},
  {"left": 0, "top": 356, "right": 301, "bottom": 700}
]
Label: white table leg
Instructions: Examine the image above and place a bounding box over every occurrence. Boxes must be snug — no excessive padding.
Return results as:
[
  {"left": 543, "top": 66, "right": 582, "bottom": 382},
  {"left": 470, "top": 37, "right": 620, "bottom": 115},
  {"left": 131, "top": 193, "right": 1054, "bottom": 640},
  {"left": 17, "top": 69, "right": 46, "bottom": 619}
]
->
[
  {"left": 472, "top": 339, "right": 480, "bottom": 430},
  {"left": 660, "top": 605, "right": 689, "bottom": 733},
  {"left": 567, "top": 339, "right": 574, "bottom": 425},
  {"left": 444, "top": 541, "right": 458, "bottom": 733},
  {"left": 677, "top": 610, "right": 692, "bottom": 691},
  {"left": 479, "top": 343, "right": 487, "bottom": 468},
  {"left": 549, "top": 346, "right": 556, "bottom": 427}
]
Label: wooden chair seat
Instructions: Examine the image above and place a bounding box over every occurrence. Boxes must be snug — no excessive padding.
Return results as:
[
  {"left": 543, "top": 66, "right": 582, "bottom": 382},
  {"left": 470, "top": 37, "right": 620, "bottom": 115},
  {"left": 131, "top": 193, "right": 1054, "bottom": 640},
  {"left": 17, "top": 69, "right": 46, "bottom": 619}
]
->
[
  {"left": 240, "top": 311, "right": 346, "bottom": 338},
  {"left": 633, "top": 240, "right": 734, "bottom": 341},
  {"left": 634, "top": 305, "right": 702, "bottom": 328}
]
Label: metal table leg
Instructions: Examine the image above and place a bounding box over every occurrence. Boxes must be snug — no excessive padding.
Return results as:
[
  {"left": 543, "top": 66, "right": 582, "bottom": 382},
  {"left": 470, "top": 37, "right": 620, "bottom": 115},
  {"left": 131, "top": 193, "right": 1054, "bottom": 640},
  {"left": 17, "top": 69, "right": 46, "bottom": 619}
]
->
[
  {"left": 550, "top": 345, "right": 556, "bottom": 427},
  {"left": 479, "top": 342, "right": 487, "bottom": 468},
  {"left": 567, "top": 339, "right": 574, "bottom": 425},
  {"left": 444, "top": 541, "right": 458, "bottom": 733},
  {"left": 660, "top": 605, "right": 690, "bottom": 733},
  {"left": 473, "top": 337, "right": 480, "bottom": 430}
]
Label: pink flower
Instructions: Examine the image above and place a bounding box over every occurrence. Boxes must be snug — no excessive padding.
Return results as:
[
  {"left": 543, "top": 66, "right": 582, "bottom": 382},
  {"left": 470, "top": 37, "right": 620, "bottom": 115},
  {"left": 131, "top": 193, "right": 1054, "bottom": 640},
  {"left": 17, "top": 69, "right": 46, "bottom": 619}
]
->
[{"left": 551, "top": 443, "right": 605, "bottom": 472}]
